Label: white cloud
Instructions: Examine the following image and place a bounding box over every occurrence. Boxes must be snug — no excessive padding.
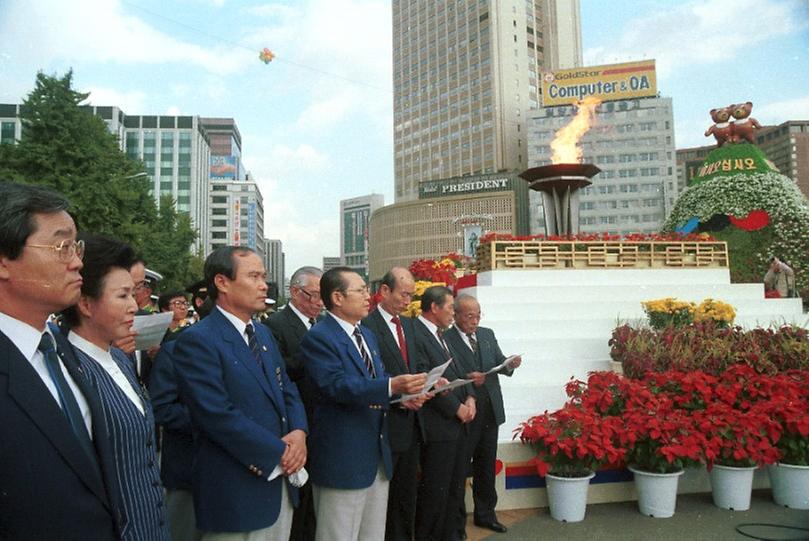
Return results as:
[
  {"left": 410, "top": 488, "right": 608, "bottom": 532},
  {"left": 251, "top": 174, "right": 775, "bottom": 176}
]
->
[
  {"left": 165, "top": 105, "right": 181, "bottom": 116},
  {"left": 755, "top": 95, "right": 809, "bottom": 124},
  {"left": 0, "top": 0, "right": 251, "bottom": 75},
  {"left": 84, "top": 86, "right": 147, "bottom": 112},
  {"left": 584, "top": 0, "right": 803, "bottom": 77}
]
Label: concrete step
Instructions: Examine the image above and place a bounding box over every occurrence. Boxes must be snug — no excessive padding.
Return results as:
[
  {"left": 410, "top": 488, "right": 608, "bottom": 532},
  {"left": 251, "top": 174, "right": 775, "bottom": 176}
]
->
[{"left": 474, "top": 268, "right": 733, "bottom": 287}]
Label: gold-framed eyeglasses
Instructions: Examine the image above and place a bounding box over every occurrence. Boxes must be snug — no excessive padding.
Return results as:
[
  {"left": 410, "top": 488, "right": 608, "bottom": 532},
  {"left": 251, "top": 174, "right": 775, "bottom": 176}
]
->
[{"left": 25, "top": 239, "right": 85, "bottom": 262}]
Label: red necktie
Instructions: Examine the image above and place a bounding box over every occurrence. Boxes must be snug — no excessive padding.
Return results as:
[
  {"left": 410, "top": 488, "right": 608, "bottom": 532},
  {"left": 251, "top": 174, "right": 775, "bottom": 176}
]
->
[{"left": 391, "top": 316, "right": 409, "bottom": 368}]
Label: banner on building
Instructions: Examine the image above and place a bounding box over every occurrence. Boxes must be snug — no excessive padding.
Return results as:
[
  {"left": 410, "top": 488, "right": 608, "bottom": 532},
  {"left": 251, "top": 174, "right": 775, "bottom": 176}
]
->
[
  {"left": 541, "top": 60, "right": 657, "bottom": 107},
  {"left": 211, "top": 156, "right": 238, "bottom": 180}
]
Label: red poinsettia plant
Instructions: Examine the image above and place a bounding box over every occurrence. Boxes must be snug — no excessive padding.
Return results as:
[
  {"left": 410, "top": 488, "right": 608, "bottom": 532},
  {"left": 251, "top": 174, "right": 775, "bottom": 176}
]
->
[
  {"left": 517, "top": 405, "right": 625, "bottom": 478},
  {"left": 696, "top": 404, "right": 782, "bottom": 469}
]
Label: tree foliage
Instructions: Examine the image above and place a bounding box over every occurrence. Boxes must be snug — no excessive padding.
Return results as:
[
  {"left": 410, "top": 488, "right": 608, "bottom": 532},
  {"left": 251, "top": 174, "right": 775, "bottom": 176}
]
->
[{"left": 0, "top": 70, "right": 200, "bottom": 292}]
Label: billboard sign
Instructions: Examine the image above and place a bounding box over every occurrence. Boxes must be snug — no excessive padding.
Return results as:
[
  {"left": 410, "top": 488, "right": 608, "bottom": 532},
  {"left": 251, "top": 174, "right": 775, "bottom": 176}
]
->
[
  {"left": 211, "top": 155, "right": 237, "bottom": 180},
  {"left": 419, "top": 176, "right": 512, "bottom": 199},
  {"left": 343, "top": 207, "right": 370, "bottom": 254},
  {"left": 541, "top": 60, "right": 657, "bottom": 107}
]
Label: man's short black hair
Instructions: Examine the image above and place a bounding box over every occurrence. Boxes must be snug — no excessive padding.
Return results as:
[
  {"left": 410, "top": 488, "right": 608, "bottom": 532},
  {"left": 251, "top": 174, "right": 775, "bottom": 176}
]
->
[
  {"left": 0, "top": 182, "right": 71, "bottom": 260},
  {"left": 320, "top": 266, "right": 353, "bottom": 311},
  {"left": 421, "top": 285, "right": 453, "bottom": 313},
  {"left": 204, "top": 246, "right": 255, "bottom": 301}
]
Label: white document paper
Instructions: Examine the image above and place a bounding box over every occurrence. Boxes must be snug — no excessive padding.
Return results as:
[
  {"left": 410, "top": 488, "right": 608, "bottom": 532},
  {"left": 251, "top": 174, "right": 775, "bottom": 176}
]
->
[
  {"left": 484, "top": 354, "right": 522, "bottom": 375},
  {"left": 433, "top": 378, "right": 473, "bottom": 392},
  {"left": 268, "top": 465, "right": 309, "bottom": 487},
  {"left": 391, "top": 358, "right": 452, "bottom": 404},
  {"left": 132, "top": 312, "right": 174, "bottom": 350}
]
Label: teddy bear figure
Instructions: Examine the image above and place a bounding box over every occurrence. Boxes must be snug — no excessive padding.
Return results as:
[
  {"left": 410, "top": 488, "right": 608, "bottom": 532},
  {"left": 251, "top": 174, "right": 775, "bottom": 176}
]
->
[
  {"left": 730, "top": 101, "right": 762, "bottom": 144},
  {"left": 704, "top": 106, "right": 733, "bottom": 147}
]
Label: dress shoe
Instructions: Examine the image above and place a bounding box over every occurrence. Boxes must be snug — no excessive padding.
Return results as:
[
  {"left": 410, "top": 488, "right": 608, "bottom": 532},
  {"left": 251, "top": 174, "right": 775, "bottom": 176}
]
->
[{"left": 474, "top": 519, "right": 507, "bottom": 533}]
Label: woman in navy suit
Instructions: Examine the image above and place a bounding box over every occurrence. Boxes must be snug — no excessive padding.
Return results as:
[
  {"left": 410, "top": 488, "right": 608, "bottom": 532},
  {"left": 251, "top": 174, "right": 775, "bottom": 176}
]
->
[{"left": 60, "top": 234, "right": 170, "bottom": 541}]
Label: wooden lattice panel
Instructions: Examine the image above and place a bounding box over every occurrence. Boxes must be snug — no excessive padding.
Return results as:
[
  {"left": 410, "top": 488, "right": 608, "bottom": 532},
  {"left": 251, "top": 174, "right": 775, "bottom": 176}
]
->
[{"left": 475, "top": 241, "right": 729, "bottom": 271}]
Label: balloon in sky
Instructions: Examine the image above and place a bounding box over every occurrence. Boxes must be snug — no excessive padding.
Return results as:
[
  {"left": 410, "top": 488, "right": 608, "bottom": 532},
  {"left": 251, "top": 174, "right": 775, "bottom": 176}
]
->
[{"left": 259, "top": 48, "right": 275, "bottom": 64}]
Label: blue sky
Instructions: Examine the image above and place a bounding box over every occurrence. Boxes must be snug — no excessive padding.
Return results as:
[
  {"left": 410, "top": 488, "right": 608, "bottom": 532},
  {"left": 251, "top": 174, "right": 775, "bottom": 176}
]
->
[{"left": 1, "top": 0, "right": 807, "bottom": 274}]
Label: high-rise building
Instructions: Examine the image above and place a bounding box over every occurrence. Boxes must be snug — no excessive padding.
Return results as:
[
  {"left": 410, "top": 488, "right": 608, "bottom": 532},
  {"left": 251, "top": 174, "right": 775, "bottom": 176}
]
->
[
  {"left": 322, "top": 256, "right": 341, "bottom": 271},
  {"left": 755, "top": 120, "right": 809, "bottom": 199},
  {"left": 264, "top": 238, "right": 285, "bottom": 290},
  {"left": 527, "top": 61, "right": 676, "bottom": 235},
  {"left": 340, "top": 194, "right": 384, "bottom": 280},
  {"left": 121, "top": 114, "right": 212, "bottom": 250},
  {"left": 200, "top": 117, "right": 247, "bottom": 182},
  {"left": 391, "top": 0, "right": 583, "bottom": 202},
  {"left": 208, "top": 180, "right": 265, "bottom": 257}
]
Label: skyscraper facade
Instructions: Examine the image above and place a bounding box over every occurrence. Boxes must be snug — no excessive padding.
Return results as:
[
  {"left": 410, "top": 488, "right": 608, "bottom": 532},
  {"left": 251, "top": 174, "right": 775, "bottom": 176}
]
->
[
  {"left": 209, "top": 179, "right": 265, "bottom": 258},
  {"left": 391, "top": 0, "right": 582, "bottom": 202},
  {"left": 340, "top": 194, "right": 384, "bottom": 280}
]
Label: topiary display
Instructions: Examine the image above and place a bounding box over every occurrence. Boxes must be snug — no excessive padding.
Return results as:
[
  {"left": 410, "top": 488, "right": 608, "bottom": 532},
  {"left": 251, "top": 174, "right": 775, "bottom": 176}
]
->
[{"left": 663, "top": 143, "right": 809, "bottom": 293}]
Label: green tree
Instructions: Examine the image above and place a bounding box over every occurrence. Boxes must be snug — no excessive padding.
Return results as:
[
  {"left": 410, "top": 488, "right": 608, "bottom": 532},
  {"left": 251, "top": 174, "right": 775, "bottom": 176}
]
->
[{"left": 0, "top": 70, "right": 200, "bottom": 291}]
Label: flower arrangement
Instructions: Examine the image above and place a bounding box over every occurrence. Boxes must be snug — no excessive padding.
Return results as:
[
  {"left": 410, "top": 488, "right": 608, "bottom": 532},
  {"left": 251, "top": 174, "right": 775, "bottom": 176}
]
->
[
  {"left": 610, "top": 322, "right": 809, "bottom": 377},
  {"left": 694, "top": 298, "right": 736, "bottom": 327},
  {"left": 641, "top": 297, "right": 696, "bottom": 329},
  {"left": 519, "top": 365, "right": 809, "bottom": 478}
]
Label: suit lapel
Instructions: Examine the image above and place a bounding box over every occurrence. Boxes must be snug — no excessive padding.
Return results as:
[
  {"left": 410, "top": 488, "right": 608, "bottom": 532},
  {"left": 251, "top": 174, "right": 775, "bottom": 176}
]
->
[
  {"left": 1, "top": 331, "right": 109, "bottom": 508},
  {"left": 325, "top": 316, "right": 369, "bottom": 377},
  {"left": 214, "top": 311, "right": 283, "bottom": 413},
  {"left": 371, "top": 310, "right": 408, "bottom": 374},
  {"left": 283, "top": 306, "right": 307, "bottom": 343},
  {"left": 447, "top": 327, "right": 478, "bottom": 374}
]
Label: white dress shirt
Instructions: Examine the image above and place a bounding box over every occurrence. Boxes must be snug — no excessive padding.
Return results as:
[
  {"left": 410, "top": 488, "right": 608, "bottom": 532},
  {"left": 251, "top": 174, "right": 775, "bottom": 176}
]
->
[
  {"left": 289, "top": 302, "right": 315, "bottom": 330},
  {"left": 217, "top": 305, "right": 251, "bottom": 346},
  {"left": 376, "top": 305, "right": 404, "bottom": 349},
  {"left": 328, "top": 312, "right": 392, "bottom": 396},
  {"left": 0, "top": 311, "right": 93, "bottom": 436},
  {"left": 68, "top": 331, "right": 145, "bottom": 415}
]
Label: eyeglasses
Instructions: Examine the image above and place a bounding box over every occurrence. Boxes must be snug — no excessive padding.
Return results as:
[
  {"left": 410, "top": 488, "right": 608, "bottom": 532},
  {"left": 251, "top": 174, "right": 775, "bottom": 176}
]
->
[
  {"left": 25, "top": 239, "right": 85, "bottom": 262},
  {"left": 343, "top": 286, "right": 370, "bottom": 296},
  {"left": 169, "top": 300, "right": 189, "bottom": 307},
  {"left": 134, "top": 280, "right": 152, "bottom": 291},
  {"left": 299, "top": 288, "right": 322, "bottom": 303},
  {"left": 458, "top": 312, "right": 482, "bottom": 321}
]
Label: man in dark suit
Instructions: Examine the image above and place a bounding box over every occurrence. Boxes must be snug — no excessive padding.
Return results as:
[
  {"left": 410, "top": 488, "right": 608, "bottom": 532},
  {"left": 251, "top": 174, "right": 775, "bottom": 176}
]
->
[
  {"left": 413, "top": 286, "right": 477, "bottom": 541},
  {"left": 362, "top": 267, "right": 427, "bottom": 541},
  {"left": 149, "top": 292, "right": 215, "bottom": 541},
  {"left": 0, "top": 181, "right": 119, "bottom": 540},
  {"left": 300, "top": 267, "right": 426, "bottom": 541},
  {"left": 172, "top": 246, "right": 308, "bottom": 540},
  {"left": 263, "top": 265, "right": 323, "bottom": 541},
  {"left": 445, "top": 294, "right": 521, "bottom": 534}
]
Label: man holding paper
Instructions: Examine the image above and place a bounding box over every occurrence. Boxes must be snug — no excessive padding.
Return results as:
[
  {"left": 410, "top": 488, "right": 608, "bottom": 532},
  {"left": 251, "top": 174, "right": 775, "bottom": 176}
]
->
[
  {"left": 445, "top": 294, "right": 521, "bottom": 534},
  {"left": 362, "top": 266, "right": 426, "bottom": 541},
  {"left": 413, "top": 286, "right": 477, "bottom": 541},
  {"left": 300, "top": 267, "right": 427, "bottom": 541}
]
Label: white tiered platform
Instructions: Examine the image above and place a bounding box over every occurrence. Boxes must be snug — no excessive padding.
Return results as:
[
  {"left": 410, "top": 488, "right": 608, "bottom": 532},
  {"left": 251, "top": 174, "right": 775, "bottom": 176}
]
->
[
  {"left": 459, "top": 267, "right": 805, "bottom": 510},
  {"left": 463, "top": 267, "right": 805, "bottom": 440}
]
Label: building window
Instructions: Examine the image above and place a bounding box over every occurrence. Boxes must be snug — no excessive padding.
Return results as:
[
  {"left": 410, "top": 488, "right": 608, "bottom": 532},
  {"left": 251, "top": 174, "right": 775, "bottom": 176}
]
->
[
  {"left": 212, "top": 196, "right": 228, "bottom": 204},
  {"left": 1, "top": 121, "right": 16, "bottom": 144}
]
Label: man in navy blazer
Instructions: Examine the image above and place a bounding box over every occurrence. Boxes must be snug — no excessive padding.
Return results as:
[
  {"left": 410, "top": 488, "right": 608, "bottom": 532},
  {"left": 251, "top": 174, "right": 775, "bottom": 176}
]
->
[
  {"left": 0, "top": 182, "right": 119, "bottom": 540},
  {"left": 300, "top": 267, "right": 426, "bottom": 541},
  {"left": 173, "top": 246, "right": 308, "bottom": 539}
]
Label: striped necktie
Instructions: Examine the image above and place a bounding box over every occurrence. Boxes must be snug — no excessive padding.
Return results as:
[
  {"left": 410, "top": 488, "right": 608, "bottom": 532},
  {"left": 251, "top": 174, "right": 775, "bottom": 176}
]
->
[
  {"left": 38, "top": 333, "right": 98, "bottom": 467},
  {"left": 353, "top": 326, "right": 376, "bottom": 378},
  {"left": 245, "top": 323, "right": 263, "bottom": 368}
]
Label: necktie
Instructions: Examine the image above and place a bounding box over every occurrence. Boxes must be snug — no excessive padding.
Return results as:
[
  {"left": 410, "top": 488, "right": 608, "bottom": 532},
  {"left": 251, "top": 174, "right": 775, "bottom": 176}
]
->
[
  {"left": 391, "top": 316, "right": 409, "bottom": 368},
  {"left": 437, "top": 328, "right": 451, "bottom": 358},
  {"left": 245, "top": 323, "right": 263, "bottom": 368},
  {"left": 38, "top": 333, "right": 97, "bottom": 466},
  {"left": 353, "top": 327, "right": 376, "bottom": 378},
  {"left": 308, "top": 317, "right": 316, "bottom": 328},
  {"left": 467, "top": 332, "right": 478, "bottom": 354}
]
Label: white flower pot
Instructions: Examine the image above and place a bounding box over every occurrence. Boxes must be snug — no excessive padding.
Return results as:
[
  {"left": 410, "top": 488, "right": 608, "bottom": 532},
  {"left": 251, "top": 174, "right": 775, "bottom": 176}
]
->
[
  {"left": 545, "top": 472, "right": 595, "bottom": 523},
  {"left": 710, "top": 464, "right": 756, "bottom": 510},
  {"left": 629, "top": 467, "right": 684, "bottom": 518},
  {"left": 768, "top": 463, "right": 809, "bottom": 509}
]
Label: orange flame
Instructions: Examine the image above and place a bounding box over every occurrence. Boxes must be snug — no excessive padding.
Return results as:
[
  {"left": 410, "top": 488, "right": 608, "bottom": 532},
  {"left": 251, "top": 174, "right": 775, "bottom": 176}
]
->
[{"left": 550, "top": 96, "right": 601, "bottom": 164}]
